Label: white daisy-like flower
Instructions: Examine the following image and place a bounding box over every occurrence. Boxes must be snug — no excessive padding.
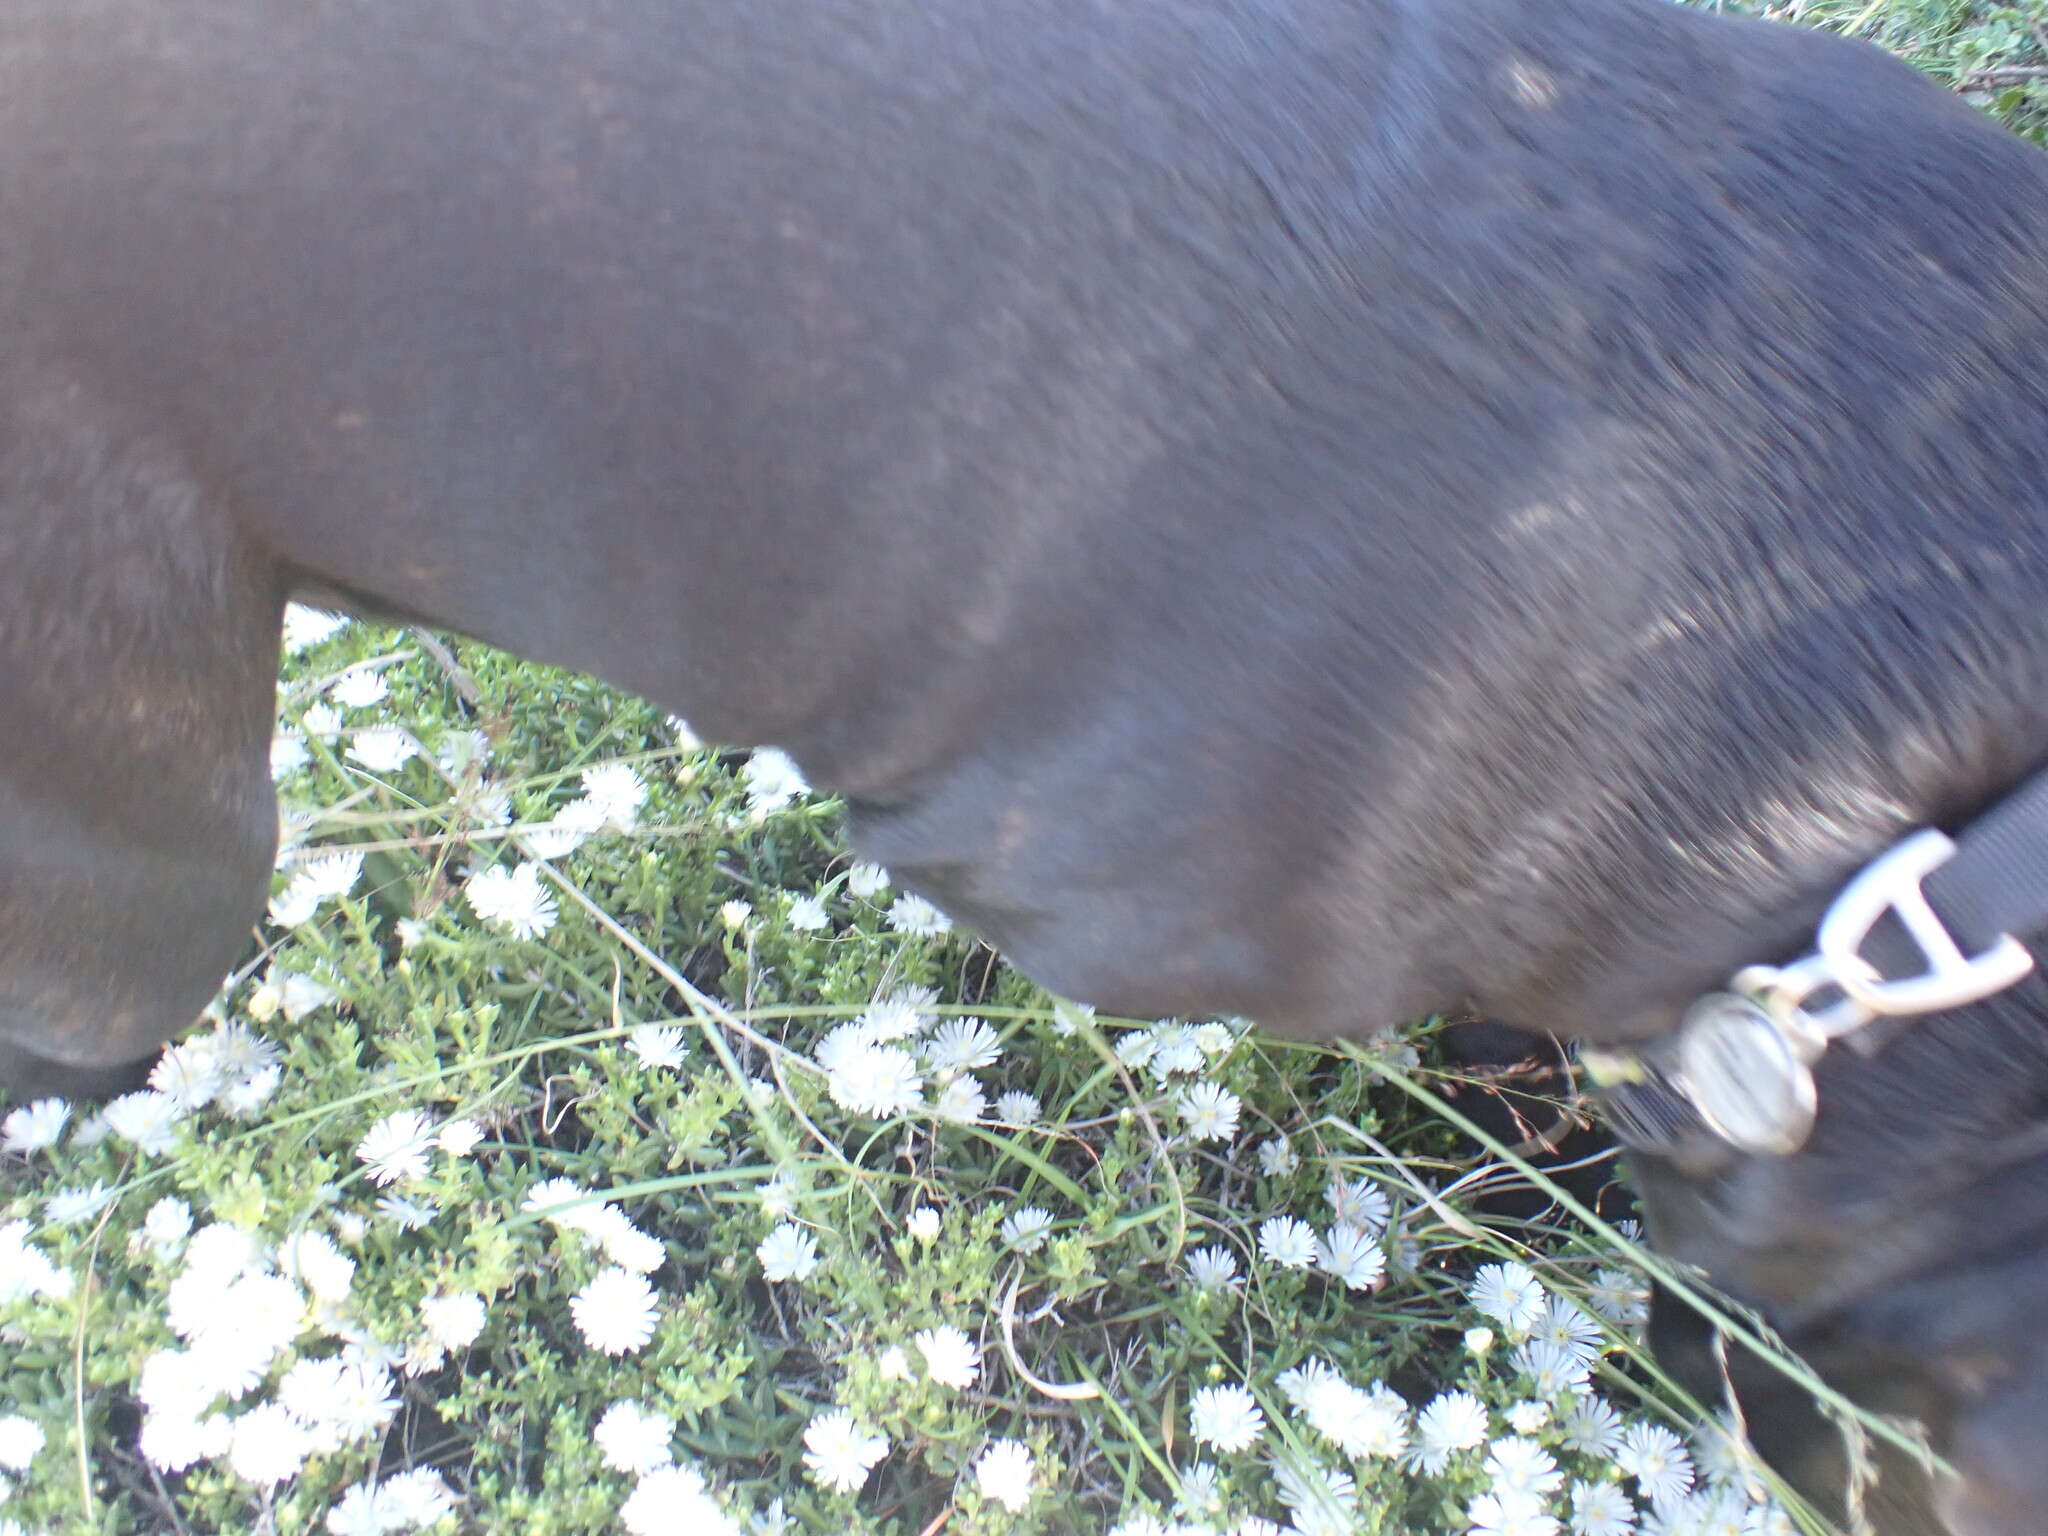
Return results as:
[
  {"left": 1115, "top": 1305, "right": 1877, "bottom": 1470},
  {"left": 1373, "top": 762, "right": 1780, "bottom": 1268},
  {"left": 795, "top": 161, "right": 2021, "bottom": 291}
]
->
[
  {"left": 1466, "top": 1326, "right": 1497, "bottom": 1355},
  {"left": 595, "top": 1400, "right": 674, "bottom": 1474},
  {"left": 2, "top": 1098, "right": 70, "bottom": 1154},
  {"left": 1001, "top": 1206, "right": 1055, "bottom": 1253},
  {"left": 143, "top": 1197, "right": 193, "bottom": 1255},
  {"left": 325, "top": 1479, "right": 400, "bottom": 1536},
  {"left": 0, "top": 1417, "right": 44, "bottom": 1472},
  {"left": 220, "top": 1063, "right": 282, "bottom": 1119},
  {"left": 993, "top": 1090, "right": 1041, "bottom": 1126},
  {"left": 1692, "top": 1414, "right": 1764, "bottom": 1495},
  {"left": 177, "top": 1221, "right": 263, "bottom": 1288},
  {"left": 757, "top": 1224, "right": 821, "bottom": 1283},
  {"left": 212, "top": 1018, "right": 282, "bottom": 1081},
  {"left": 784, "top": 893, "right": 830, "bottom": 931},
  {"left": 1178, "top": 1082, "right": 1242, "bottom": 1141},
  {"left": 1535, "top": 1295, "right": 1605, "bottom": 1363},
  {"left": 270, "top": 733, "right": 311, "bottom": 778},
  {"left": 825, "top": 1043, "right": 924, "bottom": 1118},
  {"left": 436, "top": 1117, "right": 485, "bottom": 1158},
  {"left": 1257, "top": 1135, "right": 1298, "bottom": 1177},
  {"left": 1275, "top": 1357, "right": 1343, "bottom": 1409},
  {"left": 1516, "top": 1338, "right": 1594, "bottom": 1397},
  {"left": 356, "top": 1110, "right": 435, "bottom": 1187},
  {"left": 924, "top": 1017, "right": 1002, "bottom": 1073},
  {"left": 523, "top": 1177, "right": 610, "bottom": 1231},
  {"left": 1486, "top": 1435, "right": 1564, "bottom": 1499},
  {"left": 138, "top": 1348, "right": 215, "bottom": 1418},
  {"left": 1560, "top": 1396, "right": 1626, "bottom": 1460},
  {"left": 594, "top": 1213, "right": 666, "bottom": 1275},
  {"left": 845, "top": 861, "right": 890, "bottom": 898},
  {"left": 1616, "top": 1423, "right": 1694, "bottom": 1510},
  {"left": 812, "top": 1022, "right": 876, "bottom": 1077},
  {"left": 0, "top": 1222, "right": 68, "bottom": 1303},
  {"left": 1185, "top": 1245, "right": 1241, "bottom": 1292},
  {"left": 571, "top": 1268, "right": 659, "bottom": 1355},
  {"left": 323, "top": 1356, "right": 400, "bottom": 1442},
  {"left": 1270, "top": 1452, "right": 1359, "bottom": 1533},
  {"left": 1258, "top": 1216, "right": 1318, "bottom": 1270},
  {"left": 1112, "top": 1031, "right": 1157, "bottom": 1069},
  {"left": 422, "top": 1291, "right": 487, "bottom": 1350},
  {"left": 227, "top": 1402, "right": 311, "bottom": 1486},
  {"left": 298, "top": 700, "right": 344, "bottom": 739},
  {"left": 1467, "top": 1488, "right": 1560, "bottom": 1536},
  {"left": 626, "top": 1024, "right": 688, "bottom": 1071},
  {"left": 463, "top": 862, "right": 558, "bottom": 939},
  {"left": 1568, "top": 1480, "right": 1637, "bottom": 1536},
  {"left": 282, "top": 604, "right": 350, "bottom": 651},
  {"left": 525, "top": 795, "right": 605, "bottom": 858},
  {"left": 718, "top": 899, "right": 752, "bottom": 930},
  {"left": 46, "top": 1181, "right": 113, "bottom": 1225},
  {"left": 1327, "top": 1176, "right": 1392, "bottom": 1233},
  {"left": 1303, "top": 1378, "right": 1408, "bottom": 1459},
  {"left": 278, "top": 1230, "right": 355, "bottom": 1303},
  {"left": 348, "top": 724, "right": 419, "bottom": 774},
  {"left": 1148, "top": 1025, "right": 1207, "bottom": 1079},
  {"left": 377, "top": 1193, "right": 437, "bottom": 1230},
  {"left": 1179, "top": 1458, "right": 1224, "bottom": 1516},
  {"left": 1315, "top": 1224, "right": 1386, "bottom": 1291},
  {"left": 299, "top": 849, "right": 366, "bottom": 902},
  {"left": 906, "top": 1207, "right": 941, "bottom": 1242},
  {"left": 885, "top": 894, "right": 952, "bottom": 936},
  {"left": 1506, "top": 1401, "right": 1552, "bottom": 1435},
  {"left": 913, "top": 1325, "right": 981, "bottom": 1390},
  {"left": 434, "top": 726, "right": 491, "bottom": 777},
  {"left": 1048, "top": 997, "right": 1093, "bottom": 1036},
  {"left": 140, "top": 1412, "right": 231, "bottom": 1475},
  {"left": 1470, "top": 1261, "right": 1547, "bottom": 1339},
  {"left": 621, "top": 1462, "right": 742, "bottom": 1536},
  {"left": 1411, "top": 1389, "right": 1489, "bottom": 1474},
  {"left": 278, "top": 1356, "right": 348, "bottom": 1427},
  {"left": 742, "top": 747, "right": 810, "bottom": 812},
  {"left": 150, "top": 1038, "right": 230, "bottom": 1111},
  {"left": 1188, "top": 1385, "right": 1264, "bottom": 1452},
  {"left": 582, "top": 762, "right": 649, "bottom": 827},
  {"left": 1109, "top": 1514, "right": 1170, "bottom": 1536},
  {"left": 1586, "top": 1267, "right": 1651, "bottom": 1328},
  {"left": 801, "top": 1409, "right": 887, "bottom": 1494},
  {"left": 268, "top": 969, "right": 338, "bottom": 1021},
  {"left": 383, "top": 1467, "right": 457, "bottom": 1529},
  {"left": 268, "top": 876, "right": 323, "bottom": 929},
  {"left": 327, "top": 668, "right": 388, "bottom": 709},
  {"left": 103, "top": 1091, "right": 183, "bottom": 1156},
  {"left": 932, "top": 1076, "right": 987, "bottom": 1124},
  {"left": 975, "top": 1438, "right": 1035, "bottom": 1513},
  {"left": 878, "top": 1345, "right": 912, "bottom": 1382},
  {"left": 758, "top": 1175, "right": 798, "bottom": 1222}
]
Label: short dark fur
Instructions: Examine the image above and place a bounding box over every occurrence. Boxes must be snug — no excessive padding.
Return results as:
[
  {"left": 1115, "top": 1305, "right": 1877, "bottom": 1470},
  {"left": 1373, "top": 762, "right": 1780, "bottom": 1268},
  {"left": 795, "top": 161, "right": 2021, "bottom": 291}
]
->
[{"left": 4, "top": 1, "right": 2046, "bottom": 1528}]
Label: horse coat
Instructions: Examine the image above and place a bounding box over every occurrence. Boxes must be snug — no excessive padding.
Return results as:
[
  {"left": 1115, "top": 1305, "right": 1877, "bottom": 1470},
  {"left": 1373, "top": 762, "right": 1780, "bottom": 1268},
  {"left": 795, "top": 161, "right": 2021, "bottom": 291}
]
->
[{"left": 4, "top": 1, "right": 2048, "bottom": 1529}]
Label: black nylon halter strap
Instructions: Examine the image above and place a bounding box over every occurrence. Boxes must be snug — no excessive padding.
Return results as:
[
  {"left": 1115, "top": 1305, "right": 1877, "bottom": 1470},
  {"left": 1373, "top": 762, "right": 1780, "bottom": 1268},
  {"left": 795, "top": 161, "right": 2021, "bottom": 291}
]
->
[
  {"left": 1922, "top": 766, "right": 2048, "bottom": 956},
  {"left": 1597, "top": 761, "right": 2048, "bottom": 1159}
]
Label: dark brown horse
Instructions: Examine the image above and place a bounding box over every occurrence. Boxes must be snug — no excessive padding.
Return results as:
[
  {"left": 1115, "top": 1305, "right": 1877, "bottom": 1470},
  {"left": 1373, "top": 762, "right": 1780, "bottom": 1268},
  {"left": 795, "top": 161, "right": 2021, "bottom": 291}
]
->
[{"left": 5, "top": 2, "right": 2047, "bottom": 1529}]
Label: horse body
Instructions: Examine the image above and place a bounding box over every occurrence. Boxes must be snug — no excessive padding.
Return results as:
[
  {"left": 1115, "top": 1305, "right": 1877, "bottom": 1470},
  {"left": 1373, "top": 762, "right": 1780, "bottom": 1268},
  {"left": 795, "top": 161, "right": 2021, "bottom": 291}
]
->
[{"left": 7, "top": 1, "right": 2048, "bottom": 1528}]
